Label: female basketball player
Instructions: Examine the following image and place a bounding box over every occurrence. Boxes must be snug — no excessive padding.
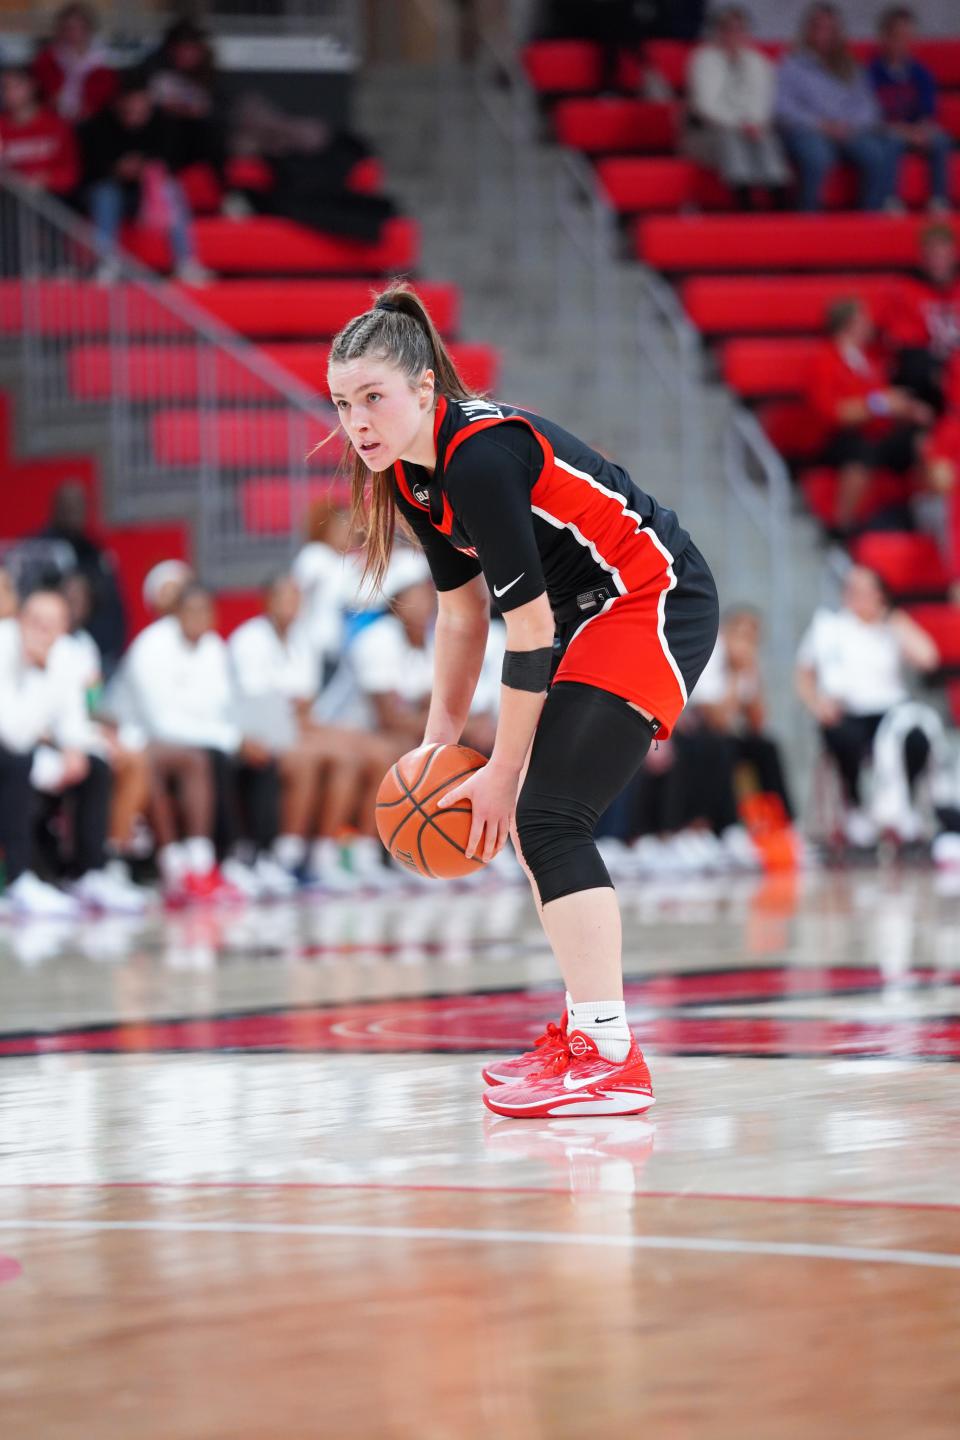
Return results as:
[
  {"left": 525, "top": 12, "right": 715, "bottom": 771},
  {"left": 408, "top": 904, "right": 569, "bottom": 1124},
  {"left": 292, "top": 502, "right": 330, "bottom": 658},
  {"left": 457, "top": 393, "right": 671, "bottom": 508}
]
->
[{"left": 327, "top": 285, "right": 719, "bottom": 1118}]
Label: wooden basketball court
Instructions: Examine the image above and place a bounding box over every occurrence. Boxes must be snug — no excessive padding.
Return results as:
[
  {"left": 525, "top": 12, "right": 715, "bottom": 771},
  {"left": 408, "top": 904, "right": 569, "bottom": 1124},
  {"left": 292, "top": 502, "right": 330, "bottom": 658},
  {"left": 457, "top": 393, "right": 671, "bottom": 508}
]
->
[{"left": 2, "top": 867, "right": 959, "bottom": 1437}]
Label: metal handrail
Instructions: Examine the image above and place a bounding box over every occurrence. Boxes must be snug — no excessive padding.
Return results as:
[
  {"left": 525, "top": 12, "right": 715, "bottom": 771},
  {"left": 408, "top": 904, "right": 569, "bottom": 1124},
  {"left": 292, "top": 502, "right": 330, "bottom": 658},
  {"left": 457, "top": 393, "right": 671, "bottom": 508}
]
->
[{"left": 0, "top": 172, "right": 328, "bottom": 414}]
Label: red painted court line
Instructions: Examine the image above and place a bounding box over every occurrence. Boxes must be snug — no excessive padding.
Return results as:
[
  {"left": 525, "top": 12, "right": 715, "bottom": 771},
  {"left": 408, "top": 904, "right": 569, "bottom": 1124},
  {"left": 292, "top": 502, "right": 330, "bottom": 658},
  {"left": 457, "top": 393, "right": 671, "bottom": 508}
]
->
[{"left": 1, "top": 1181, "right": 958, "bottom": 1214}]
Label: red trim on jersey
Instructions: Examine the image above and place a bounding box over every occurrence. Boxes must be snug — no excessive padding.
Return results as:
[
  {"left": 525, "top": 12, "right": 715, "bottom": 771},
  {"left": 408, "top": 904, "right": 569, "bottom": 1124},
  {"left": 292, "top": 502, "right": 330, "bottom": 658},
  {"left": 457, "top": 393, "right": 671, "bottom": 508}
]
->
[
  {"left": 555, "top": 588, "right": 687, "bottom": 739},
  {"left": 393, "top": 460, "right": 423, "bottom": 511}
]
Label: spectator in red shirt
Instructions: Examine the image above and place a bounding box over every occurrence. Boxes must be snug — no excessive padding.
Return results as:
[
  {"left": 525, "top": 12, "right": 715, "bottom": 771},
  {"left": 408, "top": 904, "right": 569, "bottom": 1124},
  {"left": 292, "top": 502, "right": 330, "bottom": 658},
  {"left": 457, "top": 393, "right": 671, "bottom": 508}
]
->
[
  {"left": 33, "top": 3, "right": 117, "bottom": 126},
  {"left": 808, "top": 297, "right": 932, "bottom": 531},
  {"left": 882, "top": 223, "right": 960, "bottom": 412},
  {"left": 0, "top": 66, "right": 79, "bottom": 196}
]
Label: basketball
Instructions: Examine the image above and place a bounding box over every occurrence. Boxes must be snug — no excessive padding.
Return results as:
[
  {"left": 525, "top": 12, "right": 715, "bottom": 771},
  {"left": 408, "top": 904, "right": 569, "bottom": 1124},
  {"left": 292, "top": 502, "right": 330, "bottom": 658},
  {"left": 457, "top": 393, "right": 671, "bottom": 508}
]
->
[{"left": 375, "top": 743, "right": 489, "bottom": 879}]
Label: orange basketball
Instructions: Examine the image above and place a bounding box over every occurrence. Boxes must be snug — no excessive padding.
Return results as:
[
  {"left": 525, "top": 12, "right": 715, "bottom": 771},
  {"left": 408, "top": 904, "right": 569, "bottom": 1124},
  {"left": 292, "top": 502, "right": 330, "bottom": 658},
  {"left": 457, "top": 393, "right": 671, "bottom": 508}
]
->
[{"left": 375, "top": 744, "right": 489, "bottom": 879}]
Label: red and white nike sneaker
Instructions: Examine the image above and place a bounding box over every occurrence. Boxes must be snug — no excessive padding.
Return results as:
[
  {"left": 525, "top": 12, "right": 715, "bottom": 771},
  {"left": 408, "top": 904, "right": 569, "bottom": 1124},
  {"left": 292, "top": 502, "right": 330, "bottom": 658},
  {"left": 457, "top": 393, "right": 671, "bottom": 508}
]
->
[
  {"left": 482, "top": 1030, "right": 655, "bottom": 1118},
  {"left": 480, "top": 1011, "right": 568, "bottom": 1086}
]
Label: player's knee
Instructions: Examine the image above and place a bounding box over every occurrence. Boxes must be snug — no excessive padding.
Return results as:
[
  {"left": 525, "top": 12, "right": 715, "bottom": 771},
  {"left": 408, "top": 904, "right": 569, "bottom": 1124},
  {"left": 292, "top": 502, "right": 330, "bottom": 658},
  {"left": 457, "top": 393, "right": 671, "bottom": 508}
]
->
[{"left": 515, "top": 787, "right": 609, "bottom": 905}]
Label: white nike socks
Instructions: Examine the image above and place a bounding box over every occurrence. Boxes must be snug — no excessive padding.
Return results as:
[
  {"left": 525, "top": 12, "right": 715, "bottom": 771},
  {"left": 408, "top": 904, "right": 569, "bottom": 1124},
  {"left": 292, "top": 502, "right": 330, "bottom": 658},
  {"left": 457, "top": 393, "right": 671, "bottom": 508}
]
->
[{"left": 567, "top": 999, "right": 631, "bottom": 1063}]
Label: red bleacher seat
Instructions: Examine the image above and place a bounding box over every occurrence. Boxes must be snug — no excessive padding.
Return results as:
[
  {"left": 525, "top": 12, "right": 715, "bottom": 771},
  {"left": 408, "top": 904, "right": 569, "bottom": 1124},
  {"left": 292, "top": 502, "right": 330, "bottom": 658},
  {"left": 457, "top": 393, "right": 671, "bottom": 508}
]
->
[
  {"left": 760, "top": 400, "right": 821, "bottom": 460},
  {"left": 150, "top": 409, "right": 335, "bottom": 468},
  {"left": 553, "top": 98, "right": 679, "bottom": 153},
  {"left": 801, "top": 468, "right": 911, "bottom": 528},
  {"left": 126, "top": 216, "right": 419, "bottom": 276},
  {"left": 948, "top": 678, "right": 960, "bottom": 724},
  {"left": 0, "top": 279, "right": 459, "bottom": 341},
  {"left": 526, "top": 36, "right": 960, "bottom": 96},
  {"left": 638, "top": 215, "right": 960, "bottom": 272},
  {"left": 240, "top": 477, "right": 350, "bottom": 534},
  {"left": 848, "top": 533, "right": 950, "bottom": 600},
  {"left": 68, "top": 341, "right": 499, "bottom": 403},
  {"left": 522, "top": 40, "right": 602, "bottom": 94},
  {"left": 682, "top": 275, "right": 904, "bottom": 335},
  {"left": 722, "top": 338, "right": 820, "bottom": 397},
  {"left": 907, "top": 604, "right": 960, "bottom": 665},
  {"left": 939, "top": 92, "right": 960, "bottom": 141},
  {"left": 597, "top": 156, "right": 730, "bottom": 211}
]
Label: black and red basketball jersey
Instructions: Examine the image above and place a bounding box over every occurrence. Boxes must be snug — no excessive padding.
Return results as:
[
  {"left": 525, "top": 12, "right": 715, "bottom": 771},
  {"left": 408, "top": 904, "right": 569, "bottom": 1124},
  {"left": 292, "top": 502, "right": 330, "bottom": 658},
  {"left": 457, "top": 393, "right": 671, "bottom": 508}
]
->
[{"left": 392, "top": 395, "right": 690, "bottom": 618}]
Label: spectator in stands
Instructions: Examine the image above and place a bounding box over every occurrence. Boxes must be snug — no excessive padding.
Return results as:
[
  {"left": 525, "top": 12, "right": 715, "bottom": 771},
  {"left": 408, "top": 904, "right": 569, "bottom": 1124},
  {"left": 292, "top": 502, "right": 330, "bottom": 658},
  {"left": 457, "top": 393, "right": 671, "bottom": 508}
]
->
[
  {"left": 795, "top": 564, "right": 939, "bottom": 846},
  {"left": 0, "top": 589, "right": 140, "bottom": 915},
  {"left": 123, "top": 581, "right": 284, "bottom": 901},
  {"left": 291, "top": 499, "right": 365, "bottom": 681},
  {"left": 80, "top": 74, "right": 210, "bottom": 286},
  {"left": 0, "top": 66, "right": 79, "bottom": 198},
  {"left": 775, "top": 3, "right": 900, "bottom": 212},
  {"left": 229, "top": 573, "right": 399, "bottom": 890},
  {"left": 37, "top": 481, "right": 126, "bottom": 673},
  {"left": 141, "top": 557, "right": 193, "bottom": 621},
  {"left": 869, "top": 6, "right": 951, "bottom": 215},
  {"left": 882, "top": 222, "right": 960, "bottom": 412},
  {"left": 229, "top": 93, "right": 395, "bottom": 243},
  {"left": 145, "top": 20, "right": 225, "bottom": 182},
  {"left": 691, "top": 605, "right": 794, "bottom": 818},
  {"left": 33, "top": 3, "right": 118, "bottom": 126},
  {"left": 685, "top": 5, "right": 790, "bottom": 209},
  {"left": 0, "top": 563, "right": 18, "bottom": 619},
  {"left": 808, "top": 297, "right": 933, "bottom": 533}
]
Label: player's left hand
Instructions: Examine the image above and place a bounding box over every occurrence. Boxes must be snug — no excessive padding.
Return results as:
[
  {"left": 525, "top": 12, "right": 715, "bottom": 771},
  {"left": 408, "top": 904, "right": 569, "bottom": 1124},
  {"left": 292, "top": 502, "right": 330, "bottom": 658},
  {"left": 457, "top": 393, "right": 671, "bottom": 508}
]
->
[{"left": 437, "top": 761, "right": 519, "bottom": 863}]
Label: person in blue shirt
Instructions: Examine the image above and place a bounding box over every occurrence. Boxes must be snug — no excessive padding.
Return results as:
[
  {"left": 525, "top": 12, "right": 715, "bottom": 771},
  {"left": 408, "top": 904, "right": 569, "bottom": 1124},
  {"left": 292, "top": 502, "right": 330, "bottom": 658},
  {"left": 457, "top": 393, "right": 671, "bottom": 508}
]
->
[{"left": 869, "top": 5, "right": 952, "bottom": 212}]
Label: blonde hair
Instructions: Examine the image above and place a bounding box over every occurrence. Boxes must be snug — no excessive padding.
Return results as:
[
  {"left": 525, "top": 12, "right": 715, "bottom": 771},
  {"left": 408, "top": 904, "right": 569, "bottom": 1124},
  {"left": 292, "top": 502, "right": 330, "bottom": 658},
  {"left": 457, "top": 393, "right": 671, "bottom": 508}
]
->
[
  {"left": 799, "top": 2, "right": 856, "bottom": 80},
  {"left": 328, "top": 282, "right": 474, "bottom": 591}
]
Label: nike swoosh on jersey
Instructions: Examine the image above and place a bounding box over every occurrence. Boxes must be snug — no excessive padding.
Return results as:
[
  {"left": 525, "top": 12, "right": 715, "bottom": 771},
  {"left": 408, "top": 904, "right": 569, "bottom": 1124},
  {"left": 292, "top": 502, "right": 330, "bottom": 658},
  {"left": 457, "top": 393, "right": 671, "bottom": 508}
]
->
[{"left": 492, "top": 573, "right": 525, "bottom": 599}]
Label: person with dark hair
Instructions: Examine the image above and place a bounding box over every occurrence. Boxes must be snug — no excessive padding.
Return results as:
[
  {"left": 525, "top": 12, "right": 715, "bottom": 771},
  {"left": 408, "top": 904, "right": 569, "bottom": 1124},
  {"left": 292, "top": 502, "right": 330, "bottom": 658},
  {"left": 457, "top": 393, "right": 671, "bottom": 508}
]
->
[
  {"left": 36, "top": 481, "right": 126, "bottom": 672},
  {"left": 806, "top": 296, "right": 933, "bottom": 532},
  {"left": 796, "top": 566, "right": 939, "bottom": 846},
  {"left": 33, "top": 3, "right": 117, "bottom": 125},
  {"left": 869, "top": 6, "right": 951, "bottom": 214},
  {"left": 775, "top": 2, "right": 900, "bottom": 212},
  {"left": 686, "top": 5, "right": 790, "bottom": 208},
  {"left": 146, "top": 20, "right": 224, "bottom": 179},
  {"left": 881, "top": 223, "right": 960, "bottom": 413},
  {"left": 80, "top": 75, "right": 210, "bottom": 284},
  {"left": 327, "top": 283, "right": 720, "bottom": 1118},
  {"left": 0, "top": 66, "right": 79, "bottom": 197}
]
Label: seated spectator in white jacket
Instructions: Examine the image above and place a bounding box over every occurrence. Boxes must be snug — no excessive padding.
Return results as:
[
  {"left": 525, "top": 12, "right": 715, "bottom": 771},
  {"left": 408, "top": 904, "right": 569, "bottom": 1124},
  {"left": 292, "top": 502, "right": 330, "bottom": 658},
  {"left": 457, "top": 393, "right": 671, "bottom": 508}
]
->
[
  {"left": 0, "top": 589, "right": 136, "bottom": 916},
  {"left": 291, "top": 499, "right": 367, "bottom": 679},
  {"left": 795, "top": 565, "right": 939, "bottom": 845},
  {"left": 350, "top": 552, "right": 504, "bottom": 756},
  {"left": 228, "top": 573, "right": 397, "bottom": 890},
  {"left": 123, "top": 581, "right": 283, "bottom": 900},
  {"left": 686, "top": 6, "right": 790, "bottom": 208}
]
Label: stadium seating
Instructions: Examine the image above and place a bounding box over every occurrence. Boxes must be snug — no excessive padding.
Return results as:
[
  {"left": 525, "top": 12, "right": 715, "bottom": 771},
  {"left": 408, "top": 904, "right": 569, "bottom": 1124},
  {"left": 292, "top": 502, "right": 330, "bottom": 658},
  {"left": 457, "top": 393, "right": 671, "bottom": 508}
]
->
[
  {"left": 682, "top": 275, "right": 903, "bottom": 335},
  {"left": 553, "top": 98, "right": 679, "bottom": 153},
  {"left": 907, "top": 604, "right": 960, "bottom": 665},
  {"left": 800, "top": 468, "right": 913, "bottom": 529},
  {"left": 637, "top": 215, "right": 960, "bottom": 271},
  {"left": 67, "top": 340, "right": 498, "bottom": 404},
  {"left": 721, "top": 339, "right": 820, "bottom": 398},
  {"left": 125, "top": 216, "right": 420, "bottom": 276},
  {"left": 848, "top": 533, "right": 951, "bottom": 601}
]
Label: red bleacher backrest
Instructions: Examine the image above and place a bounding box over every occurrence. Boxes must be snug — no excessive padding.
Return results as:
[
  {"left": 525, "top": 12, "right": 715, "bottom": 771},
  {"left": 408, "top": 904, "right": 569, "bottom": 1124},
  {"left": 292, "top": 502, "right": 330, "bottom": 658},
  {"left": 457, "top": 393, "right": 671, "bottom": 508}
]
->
[
  {"left": 554, "top": 98, "right": 679, "bottom": 153},
  {"left": 849, "top": 533, "right": 950, "bottom": 599},
  {"left": 638, "top": 215, "right": 960, "bottom": 272},
  {"left": 126, "top": 216, "right": 419, "bottom": 277},
  {"left": 638, "top": 40, "right": 690, "bottom": 92},
  {"left": 948, "top": 679, "right": 960, "bottom": 724},
  {"left": 240, "top": 478, "right": 349, "bottom": 535},
  {"left": 192, "top": 280, "right": 458, "bottom": 340},
  {"left": 597, "top": 156, "right": 731, "bottom": 211},
  {"left": 801, "top": 469, "right": 911, "bottom": 528},
  {"left": 150, "top": 409, "right": 336, "bottom": 467},
  {"left": 907, "top": 605, "right": 960, "bottom": 665},
  {"left": 722, "top": 339, "right": 820, "bottom": 397},
  {"left": 522, "top": 40, "right": 602, "bottom": 94},
  {"left": 68, "top": 341, "right": 498, "bottom": 404},
  {"left": 939, "top": 92, "right": 960, "bottom": 141},
  {"left": 682, "top": 276, "right": 906, "bottom": 335},
  {"left": 760, "top": 400, "right": 821, "bottom": 460}
]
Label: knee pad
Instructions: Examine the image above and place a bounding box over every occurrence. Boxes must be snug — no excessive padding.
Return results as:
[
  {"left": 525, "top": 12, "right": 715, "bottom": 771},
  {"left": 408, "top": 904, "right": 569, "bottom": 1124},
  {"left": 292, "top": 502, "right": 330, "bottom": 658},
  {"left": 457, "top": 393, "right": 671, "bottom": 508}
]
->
[{"left": 514, "top": 784, "right": 612, "bottom": 906}]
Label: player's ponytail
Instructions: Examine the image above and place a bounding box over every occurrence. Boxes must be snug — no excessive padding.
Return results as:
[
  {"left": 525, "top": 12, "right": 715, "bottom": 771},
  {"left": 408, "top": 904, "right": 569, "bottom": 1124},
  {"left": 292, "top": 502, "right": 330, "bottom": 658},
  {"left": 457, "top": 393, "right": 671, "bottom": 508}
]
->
[{"left": 328, "top": 282, "right": 477, "bottom": 591}]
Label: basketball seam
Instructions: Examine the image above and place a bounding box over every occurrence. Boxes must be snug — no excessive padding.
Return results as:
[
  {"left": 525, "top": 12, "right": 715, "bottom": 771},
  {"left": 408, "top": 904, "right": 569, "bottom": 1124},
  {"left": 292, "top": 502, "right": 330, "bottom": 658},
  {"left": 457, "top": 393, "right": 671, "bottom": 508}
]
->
[
  {"left": 384, "top": 760, "right": 484, "bottom": 854},
  {"left": 381, "top": 758, "right": 486, "bottom": 875}
]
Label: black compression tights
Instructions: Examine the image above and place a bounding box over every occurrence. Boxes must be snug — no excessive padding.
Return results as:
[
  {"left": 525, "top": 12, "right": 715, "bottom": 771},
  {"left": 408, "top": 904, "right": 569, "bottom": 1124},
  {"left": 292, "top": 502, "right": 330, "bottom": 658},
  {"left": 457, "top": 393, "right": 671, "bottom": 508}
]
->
[{"left": 515, "top": 681, "right": 655, "bottom": 906}]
